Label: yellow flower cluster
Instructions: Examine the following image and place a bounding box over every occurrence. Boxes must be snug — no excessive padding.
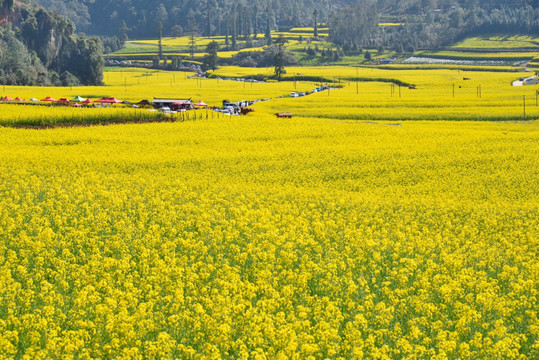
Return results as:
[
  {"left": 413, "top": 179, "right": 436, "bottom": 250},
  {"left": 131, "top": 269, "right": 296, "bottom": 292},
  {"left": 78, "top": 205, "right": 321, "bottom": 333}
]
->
[
  {"left": 0, "top": 104, "right": 146, "bottom": 127},
  {"left": 0, "top": 116, "right": 537, "bottom": 359}
]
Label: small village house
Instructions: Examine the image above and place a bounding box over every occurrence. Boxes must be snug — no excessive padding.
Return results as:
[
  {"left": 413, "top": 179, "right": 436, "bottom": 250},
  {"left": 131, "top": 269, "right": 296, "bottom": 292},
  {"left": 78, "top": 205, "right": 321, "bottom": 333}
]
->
[{"left": 152, "top": 98, "right": 194, "bottom": 111}]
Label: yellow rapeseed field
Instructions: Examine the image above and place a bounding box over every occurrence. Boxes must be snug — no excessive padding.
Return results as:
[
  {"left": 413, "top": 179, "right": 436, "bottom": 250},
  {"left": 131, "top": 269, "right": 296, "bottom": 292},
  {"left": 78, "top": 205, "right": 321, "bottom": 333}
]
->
[
  {"left": 0, "top": 116, "right": 537, "bottom": 359},
  {"left": 2, "top": 66, "right": 537, "bottom": 122},
  {"left": 0, "top": 65, "right": 538, "bottom": 359},
  {"left": 0, "top": 104, "right": 148, "bottom": 127}
]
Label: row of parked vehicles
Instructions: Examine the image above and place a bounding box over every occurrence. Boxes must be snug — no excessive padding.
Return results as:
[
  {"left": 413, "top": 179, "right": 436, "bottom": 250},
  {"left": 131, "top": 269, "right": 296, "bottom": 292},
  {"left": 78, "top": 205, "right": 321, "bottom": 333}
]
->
[{"left": 290, "top": 85, "right": 330, "bottom": 98}]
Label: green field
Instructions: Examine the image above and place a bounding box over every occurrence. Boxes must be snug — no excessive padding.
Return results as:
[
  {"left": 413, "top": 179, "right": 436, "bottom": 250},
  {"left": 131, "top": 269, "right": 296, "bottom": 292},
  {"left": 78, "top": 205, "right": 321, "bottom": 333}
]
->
[
  {"left": 109, "top": 32, "right": 539, "bottom": 71},
  {"left": 450, "top": 35, "right": 539, "bottom": 49}
]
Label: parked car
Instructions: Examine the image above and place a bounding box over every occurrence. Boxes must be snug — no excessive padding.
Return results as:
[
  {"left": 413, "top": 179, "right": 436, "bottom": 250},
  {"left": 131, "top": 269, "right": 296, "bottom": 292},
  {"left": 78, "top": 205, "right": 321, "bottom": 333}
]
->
[
  {"left": 159, "top": 106, "right": 172, "bottom": 114},
  {"left": 290, "top": 92, "right": 299, "bottom": 97}
]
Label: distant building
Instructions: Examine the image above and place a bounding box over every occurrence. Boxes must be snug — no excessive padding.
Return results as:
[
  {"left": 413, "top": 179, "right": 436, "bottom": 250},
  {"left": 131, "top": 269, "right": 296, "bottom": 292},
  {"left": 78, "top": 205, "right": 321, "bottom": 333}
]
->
[
  {"left": 152, "top": 98, "right": 194, "bottom": 110},
  {"left": 379, "top": 59, "right": 393, "bottom": 64}
]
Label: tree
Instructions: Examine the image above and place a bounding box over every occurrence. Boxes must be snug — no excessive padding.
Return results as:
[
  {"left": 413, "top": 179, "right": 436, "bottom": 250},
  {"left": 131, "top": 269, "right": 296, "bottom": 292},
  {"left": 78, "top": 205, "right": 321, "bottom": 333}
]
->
[
  {"left": 313, "top": 9, "right": 318, "bottom": 37},
  {"left": 156, "top": 21, "right": 163, "bottom": 59},
  {"left": 203, "top": 40, "right": 220, "bottom": 71},
  {"left": 155, "top": 3, "right": 168, "bottom": 26},
  {"left": 171, "top": 25, "right": 183, "bottom": 37},
  {"left": 329, "top": 0, "right": 378, "bottom": 48},
  {"left": 265, "top": 21, "right": 272, "bottom": 45},
  {"left": 118, "top": 20, "right": 128, "bottom": 43},
  {"left": 231, "top": 5, "right": 237, "bottom": 49},
  {"left": 57, "top": 34, "right": 104, "bottom": 85},
  {"left": 188, "top": 15, "right": 198, "bottom": 59},
  {"left": 265, "top": 8, "right": 272, "bottom": 45},
  {"left": 273, "top": 34, "right": 287, "bottom": 81},
  {"left": 0, "top": 26, "right": 49, "bottom": 85},
  {"left": 252, "top": 5, "right": 259, "bottom": 37},
  {"left": 364, "top": 50, "right": 372, "bottom": 61},
  {"left": 205, "top": 0, "right": 217, "bottom": 36},
  {"left": 1, "top": 0, "right": 14, "bottom": 11}
]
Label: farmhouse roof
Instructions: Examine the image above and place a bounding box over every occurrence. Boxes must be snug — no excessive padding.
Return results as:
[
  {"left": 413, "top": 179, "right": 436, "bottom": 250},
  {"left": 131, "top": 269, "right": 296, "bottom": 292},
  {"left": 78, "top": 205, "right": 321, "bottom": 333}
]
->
[{"left": 153, "top": 98, "right": 192, "bottom": 103}]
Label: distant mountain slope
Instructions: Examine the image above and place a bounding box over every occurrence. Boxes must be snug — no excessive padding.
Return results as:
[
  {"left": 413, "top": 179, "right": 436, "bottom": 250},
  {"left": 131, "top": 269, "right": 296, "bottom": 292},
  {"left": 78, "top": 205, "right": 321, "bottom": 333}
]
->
[
  {"left": 0, "top": 0, "right": 104, "bottom": 85},
  {"left": 34, "top": 1, "right": 538, "bottom": 54},
  {"left": 34, "top": 0, "right": 539, "bottom": 37}
]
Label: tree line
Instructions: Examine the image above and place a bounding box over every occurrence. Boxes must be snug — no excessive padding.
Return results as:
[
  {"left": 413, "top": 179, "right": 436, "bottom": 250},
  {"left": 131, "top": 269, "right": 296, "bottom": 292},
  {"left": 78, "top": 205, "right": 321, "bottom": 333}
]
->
[
  {"left": 330, "top": 0, "right": 539, "bottom": 53},
  {"left": 34, "top": 0, "right": 539, "bottom": 41},
  {"left": 35, "top": 0, "right": 331, "bottom": 40},
  {"left": 34, "top": 0, "right": 539, "bottom": 55}
]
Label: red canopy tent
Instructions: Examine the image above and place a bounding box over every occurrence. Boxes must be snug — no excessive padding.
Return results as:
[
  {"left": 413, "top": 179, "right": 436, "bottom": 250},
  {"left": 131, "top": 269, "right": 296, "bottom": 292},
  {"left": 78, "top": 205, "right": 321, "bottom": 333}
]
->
[
  {"left": 55, "top": 98, "right": 70, "bottom": 103},
  {"left": 41, "top": 96, "right": 56, "bottom": 102},
  {"left": 4, "top": 96, "right": 14, "bottom": 101},
  {"left": 95, "top": 97, "right": 122, "bottom": 103},
  {"left": 14, "top": 97, "right": 25, "bottom": 101},
  {"left": 194, "top": 100, "right": 208, "bottom": 107},
  {"left": 71, "top": 102, "right": 82, "bottom": 107},
  {"left": 82, "top": 99, "right": 94, "bottom": 104}
]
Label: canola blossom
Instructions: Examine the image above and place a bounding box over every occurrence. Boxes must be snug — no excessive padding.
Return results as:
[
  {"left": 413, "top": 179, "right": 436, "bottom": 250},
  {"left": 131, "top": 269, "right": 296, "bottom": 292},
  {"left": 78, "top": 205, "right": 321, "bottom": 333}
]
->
[
  {"left": 0, "top": 104, "right": 156, "bottom": 127},
  {"left": 0, "top": 116, "right": 537, "bottom": 359}
]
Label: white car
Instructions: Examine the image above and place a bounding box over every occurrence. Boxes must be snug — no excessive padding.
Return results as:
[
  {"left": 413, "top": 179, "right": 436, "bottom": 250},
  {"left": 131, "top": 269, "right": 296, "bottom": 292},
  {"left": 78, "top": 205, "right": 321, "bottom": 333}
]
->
[
  {"left": 159, "top": 106, "right": 172, "bottom": 114},
  {"left": 290, "top": 92, "right": 299, "bottom": 97}
]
